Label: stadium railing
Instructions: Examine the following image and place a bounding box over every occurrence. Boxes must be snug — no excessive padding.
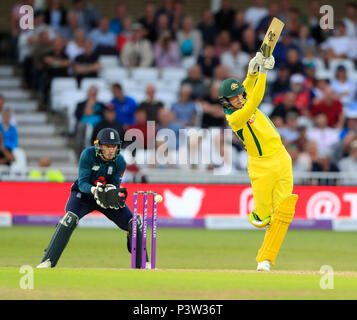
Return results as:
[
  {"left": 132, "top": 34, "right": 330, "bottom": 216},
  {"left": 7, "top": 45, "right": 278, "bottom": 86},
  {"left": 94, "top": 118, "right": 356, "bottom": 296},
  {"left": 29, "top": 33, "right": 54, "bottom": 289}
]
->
[{"left": 0, "top": 166, "right": 356, "bottom": 186}]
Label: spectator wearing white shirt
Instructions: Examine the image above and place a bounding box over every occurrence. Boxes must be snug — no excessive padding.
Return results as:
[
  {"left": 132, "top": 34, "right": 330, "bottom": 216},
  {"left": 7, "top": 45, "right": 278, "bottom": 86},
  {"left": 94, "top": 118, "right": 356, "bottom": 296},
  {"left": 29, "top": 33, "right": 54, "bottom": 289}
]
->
[
  {"left": 120, "top": 23, "right": 153, "bottom": 68},
  {"left": 342, "top": 2, "right": 357, "bottom": 37},
  {"left": 330, "top": 65, "right": 357, "bottom": 107},
  {"left": 321, "top": 21, "right": 351, "bottom": 60},
  {"left": 307, "top": 113, "right": 339, "bottom": 158},
  {"left": 65, "top": 28, "right": 86, "bottom": 61},
  {"left": 221, "top": 41, "right": 250, "bottom": 81},
  {"left": 339, "top": 139, "right": 357, "bottom": 185},
  {"left": 244, "top": 0, "right": 268, "bottom": 29}
]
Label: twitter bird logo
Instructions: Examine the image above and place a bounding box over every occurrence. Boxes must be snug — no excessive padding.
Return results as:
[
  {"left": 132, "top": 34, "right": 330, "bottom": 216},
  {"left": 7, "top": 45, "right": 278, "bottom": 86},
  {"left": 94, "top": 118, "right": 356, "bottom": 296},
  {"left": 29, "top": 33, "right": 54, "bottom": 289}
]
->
[{"left": 163, "top": 187, "right": 205, "bottom": 218}]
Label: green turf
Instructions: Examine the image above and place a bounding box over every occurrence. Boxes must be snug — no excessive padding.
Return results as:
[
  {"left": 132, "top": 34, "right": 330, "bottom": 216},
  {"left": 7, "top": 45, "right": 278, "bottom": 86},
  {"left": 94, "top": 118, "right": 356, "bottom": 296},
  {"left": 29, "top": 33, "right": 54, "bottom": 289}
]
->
[{"left": 0, "top": 226, "right": 356, "bottom": 299}]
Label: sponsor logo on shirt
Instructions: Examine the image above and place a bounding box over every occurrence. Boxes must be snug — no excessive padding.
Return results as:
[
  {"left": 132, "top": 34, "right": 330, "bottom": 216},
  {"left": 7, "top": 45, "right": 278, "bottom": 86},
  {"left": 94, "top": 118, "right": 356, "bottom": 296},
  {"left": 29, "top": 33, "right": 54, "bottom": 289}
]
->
[
  {"left": 248, "top": 116, "right": 256, "bottom": 124},
  {"left": 94, "top": 176, "right": 107, "bottom": 185}
]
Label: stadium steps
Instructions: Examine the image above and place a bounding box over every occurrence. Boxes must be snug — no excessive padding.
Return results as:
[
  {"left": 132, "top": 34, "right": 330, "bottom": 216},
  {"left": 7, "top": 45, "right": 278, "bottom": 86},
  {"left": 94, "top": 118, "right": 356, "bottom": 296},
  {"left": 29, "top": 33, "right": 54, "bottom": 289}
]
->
[
  {"left": 18, "top": 124, "right": 56, "bottom": 135},
  {"left": 0, "top": 77, "right": 22, "bottom": 88},
  {"left": 6, "top": 100, "right": 38, "bottom": 112},
  {"left": 0, "top": 89, "right": 32, "bottom": 100},
  {"left": 16, "top": 112, "right": 47, "bottom": 124},
  {"left": 25, "top": 149, "right": 77, "bottom": 163},
  {"left": 0, "top": 64, "right": 78, "bottom": 170},
  {"left": 0, "top": 65, "right": 14, "bottom": 76},
  {"left": 19, "top": 137, "right": 67, "bottom": 148}
]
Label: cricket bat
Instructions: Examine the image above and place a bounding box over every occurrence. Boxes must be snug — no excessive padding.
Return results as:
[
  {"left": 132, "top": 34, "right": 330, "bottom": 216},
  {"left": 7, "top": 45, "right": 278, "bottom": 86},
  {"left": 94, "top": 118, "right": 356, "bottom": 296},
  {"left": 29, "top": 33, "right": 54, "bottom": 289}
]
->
[{"left": 260, "top": 17, "right": 285, "bottom": 58}]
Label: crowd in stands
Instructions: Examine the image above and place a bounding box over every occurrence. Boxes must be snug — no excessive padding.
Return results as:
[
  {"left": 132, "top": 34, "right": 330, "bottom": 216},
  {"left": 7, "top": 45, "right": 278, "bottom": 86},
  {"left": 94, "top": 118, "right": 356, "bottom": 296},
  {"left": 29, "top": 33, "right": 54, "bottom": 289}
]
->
[{"left": 6, "top": 0, "right": 357, "bottom": 185}]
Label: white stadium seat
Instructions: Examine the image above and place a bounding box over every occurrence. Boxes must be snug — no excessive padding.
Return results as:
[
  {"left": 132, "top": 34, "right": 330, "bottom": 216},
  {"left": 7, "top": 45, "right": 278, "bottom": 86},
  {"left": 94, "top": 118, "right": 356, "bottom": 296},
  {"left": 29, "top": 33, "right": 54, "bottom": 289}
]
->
[
  {"left": 122, "top": 79, "right": 137, "bottom": 93},
  {"left": 50, "top": 77, "right": 78, "bottom": 111},
  {"left": 97, "top": 89, "right": 113, "bottom": 104},
  {"left": 349, "top": 71, "right": 357, "bottom": 82},
  {"left": 125, "top": 90, "right": 145, "bottom": 104},
  {"left": 181, "top": 56, "right": 196, "bottom": 70},
  {"left": 80, "top": 78, "right": 109, "bottom": 92},
  {"left": 60, "top": 90, "right": 87, "bottom": 134},
  {"left": 161, "top": 68, "right": 187, "bottom": 83},
  {"left": 10, "top": 148, "right": 27, "bottom": 171},
  {"left": 131, "top": 67, "right": 159, "bottom": 82},
  {"left": 102, "top": 68, "right": 129, "bottom": 84},
  {"left": 156, "top": 79, "right": 181, "bottom": 95},
  {"left": 315, "top": 69, "right": 333, "bottom": 80},
  {"left": 155, "top": 92, "right": 177, "bottom": 108},
  {"left": 51, "top": 77, "right": 78, "bottom": 93},
  {"left": 153, "top": 80, "right": 167, "bottom": 92},
  {"left": 98, "top": 55, "right": 120, "bottom": 69},
  {"left": 259, "top": 102, "right": 274, "bottom": 115}
]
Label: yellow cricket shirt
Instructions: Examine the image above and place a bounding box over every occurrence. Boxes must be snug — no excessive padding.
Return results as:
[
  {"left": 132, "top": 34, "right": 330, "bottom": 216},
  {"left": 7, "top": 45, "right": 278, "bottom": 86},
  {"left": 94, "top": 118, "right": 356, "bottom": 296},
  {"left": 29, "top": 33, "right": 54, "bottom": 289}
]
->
[{"left": 225, "top": 73, "right": 283, "bottom": 158}]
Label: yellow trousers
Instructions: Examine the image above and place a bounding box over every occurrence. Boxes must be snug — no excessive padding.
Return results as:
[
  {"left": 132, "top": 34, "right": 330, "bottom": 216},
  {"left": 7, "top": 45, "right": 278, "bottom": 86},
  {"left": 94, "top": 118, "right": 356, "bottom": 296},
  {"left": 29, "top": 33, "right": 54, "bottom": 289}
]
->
[
  {"left": 248, "top": 145, "right": 295, "bottom": 265},
  {"left": 247, "top": 146, "right": 293, "bottom": 221}
]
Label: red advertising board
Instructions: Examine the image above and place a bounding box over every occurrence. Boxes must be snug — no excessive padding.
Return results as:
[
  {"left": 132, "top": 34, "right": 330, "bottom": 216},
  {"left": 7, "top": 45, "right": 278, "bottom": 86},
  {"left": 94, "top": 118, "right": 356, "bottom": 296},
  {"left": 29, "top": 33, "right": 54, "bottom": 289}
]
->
[{"left": 0, "top": 182, "right": 356, "bottom": 219}]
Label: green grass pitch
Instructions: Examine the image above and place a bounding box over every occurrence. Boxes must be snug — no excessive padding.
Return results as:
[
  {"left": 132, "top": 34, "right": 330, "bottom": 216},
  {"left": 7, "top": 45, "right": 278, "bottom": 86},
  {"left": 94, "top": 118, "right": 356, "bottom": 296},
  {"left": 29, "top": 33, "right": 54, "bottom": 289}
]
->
[{"left": 0, "top": 226, "right": 356, "bottom": 299}]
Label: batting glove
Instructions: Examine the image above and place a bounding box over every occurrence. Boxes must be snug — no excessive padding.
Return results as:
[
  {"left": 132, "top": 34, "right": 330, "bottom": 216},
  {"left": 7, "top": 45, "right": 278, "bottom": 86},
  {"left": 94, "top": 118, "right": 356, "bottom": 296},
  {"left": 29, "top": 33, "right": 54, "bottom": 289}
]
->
[
  {"left": 259, "top": 55, "right": 275, "bottom": 74},
  {"left": 248, "top": 52, "right": 265, "bottom": 75}
]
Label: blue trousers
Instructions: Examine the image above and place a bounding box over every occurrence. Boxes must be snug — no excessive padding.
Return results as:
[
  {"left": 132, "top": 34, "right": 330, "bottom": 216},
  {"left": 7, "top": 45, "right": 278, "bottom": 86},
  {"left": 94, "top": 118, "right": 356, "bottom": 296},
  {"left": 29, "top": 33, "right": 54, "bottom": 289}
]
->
[{"left": 65, "top": 190, "right": 133, "bottom": 231}]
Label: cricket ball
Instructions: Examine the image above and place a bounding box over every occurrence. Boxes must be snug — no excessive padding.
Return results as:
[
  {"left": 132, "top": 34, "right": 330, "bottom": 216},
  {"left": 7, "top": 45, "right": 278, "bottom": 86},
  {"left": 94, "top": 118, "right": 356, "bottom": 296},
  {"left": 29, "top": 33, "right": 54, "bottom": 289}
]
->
[{"left": 154, "top": 194, "right": 163, "bottom": 203}]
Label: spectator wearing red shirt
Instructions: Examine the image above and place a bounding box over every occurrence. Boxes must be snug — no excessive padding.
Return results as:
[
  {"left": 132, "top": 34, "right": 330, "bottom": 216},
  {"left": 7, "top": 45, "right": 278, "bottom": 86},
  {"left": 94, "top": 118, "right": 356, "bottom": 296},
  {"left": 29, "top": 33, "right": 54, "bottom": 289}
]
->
[
  {"left": 310, "top": 86, "right": 343, "bottom": 128},
  {"left": 126, "top": 108, "right": 156, "bottom": 150},
  {"left": 116, "top": 17, "right": 133, "bottom": 52},
  {"left": 273, "top": 74, "right": 311, "bottom": 117}
]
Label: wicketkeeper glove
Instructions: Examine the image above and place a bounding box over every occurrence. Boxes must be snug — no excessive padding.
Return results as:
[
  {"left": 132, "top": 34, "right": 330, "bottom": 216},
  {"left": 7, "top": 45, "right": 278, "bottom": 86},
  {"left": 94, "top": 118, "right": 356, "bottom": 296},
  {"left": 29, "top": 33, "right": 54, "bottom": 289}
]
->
[
  {"left": 106, "top": 187, "right": 128, "bottom": 209},
  {"left": 93, "top": 183, "right": 109, "bottom": 209}
]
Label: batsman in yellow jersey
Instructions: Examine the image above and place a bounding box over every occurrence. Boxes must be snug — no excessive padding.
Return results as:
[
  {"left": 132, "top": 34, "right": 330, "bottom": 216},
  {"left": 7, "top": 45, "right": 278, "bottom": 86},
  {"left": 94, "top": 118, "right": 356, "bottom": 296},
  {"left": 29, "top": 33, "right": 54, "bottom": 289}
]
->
[{"left": 219, "top": 52, "right": 299, "bottom": 271}]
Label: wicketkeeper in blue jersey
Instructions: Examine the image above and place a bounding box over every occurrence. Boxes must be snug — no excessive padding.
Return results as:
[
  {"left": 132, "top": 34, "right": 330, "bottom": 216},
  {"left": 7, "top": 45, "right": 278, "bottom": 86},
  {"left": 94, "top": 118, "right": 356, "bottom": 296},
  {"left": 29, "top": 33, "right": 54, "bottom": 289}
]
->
[{"left": 37, "top": 128, "right": 148, "bottom": 269}]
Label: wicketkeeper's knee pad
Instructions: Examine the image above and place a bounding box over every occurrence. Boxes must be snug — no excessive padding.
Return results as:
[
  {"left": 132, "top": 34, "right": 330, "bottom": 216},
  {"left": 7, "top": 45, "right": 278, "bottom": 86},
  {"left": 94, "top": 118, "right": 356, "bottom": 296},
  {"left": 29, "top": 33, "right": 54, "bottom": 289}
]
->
[{"left": 41, "top": 211, "right": 79, "bottom": 267}]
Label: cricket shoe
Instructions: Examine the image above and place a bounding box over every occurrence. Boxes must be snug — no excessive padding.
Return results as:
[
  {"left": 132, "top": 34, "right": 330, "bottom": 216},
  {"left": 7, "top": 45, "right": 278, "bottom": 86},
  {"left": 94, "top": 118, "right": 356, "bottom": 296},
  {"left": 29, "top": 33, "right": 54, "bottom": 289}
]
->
[
  {"left": 257, "top": 260, "right": 272, "bottom": 272},
  {"left": 36, "top": 259, "right": 52, "bottom": 268},
  {"left": 145, "top": 262, "right": 151, "bottom": 269}
]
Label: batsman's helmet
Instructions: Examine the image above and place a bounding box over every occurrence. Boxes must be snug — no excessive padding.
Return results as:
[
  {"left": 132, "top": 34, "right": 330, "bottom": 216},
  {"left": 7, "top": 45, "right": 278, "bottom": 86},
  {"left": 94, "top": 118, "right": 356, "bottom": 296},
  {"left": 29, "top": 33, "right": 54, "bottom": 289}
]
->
[
  {"left": 218, "top": 78, "right": 247, "bottom": 115},
  {"left": 94, "top": 128, "right": 121, "bottom": 160}
]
